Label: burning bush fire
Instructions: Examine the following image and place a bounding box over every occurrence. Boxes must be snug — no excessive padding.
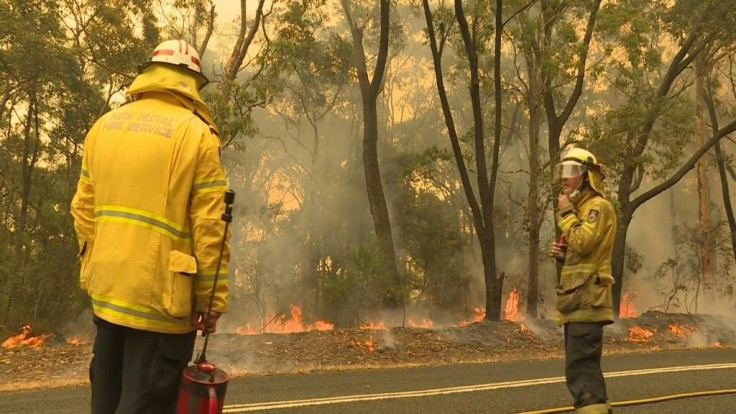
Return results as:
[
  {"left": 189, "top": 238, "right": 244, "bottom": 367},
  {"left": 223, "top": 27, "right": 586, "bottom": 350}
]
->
[
  {"left": 235, "top": 305, "right": 335, "bottom": 335},
  {"left": 232, "top": 290, "right": 524, "bottom": 336},
  {"left": 627, "top": 325, "right": 655, "bottom": 342},
  {"left": 1, "top": 325, "right": 52, "bottom": 349},
  {"left": 1, "top": 311, "right": 734, "bottom": 393},
  {"left": 619, "top": 290, "right": 638, "bottom": 318},
  {"left": 0, "top": 325, "right": 89, "bottom": 350}
]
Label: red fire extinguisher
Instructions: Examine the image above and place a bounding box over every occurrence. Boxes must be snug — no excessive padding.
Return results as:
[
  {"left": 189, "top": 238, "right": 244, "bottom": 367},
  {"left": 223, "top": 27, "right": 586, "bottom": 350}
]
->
[{"left": 177, "top": 190, "right": 235, "bottom": 414}]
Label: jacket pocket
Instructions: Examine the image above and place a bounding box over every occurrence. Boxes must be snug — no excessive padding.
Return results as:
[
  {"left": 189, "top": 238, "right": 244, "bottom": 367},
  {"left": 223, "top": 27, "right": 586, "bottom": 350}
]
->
[
  {"left": 163, "top": 250, "right": 197, "bottom": 318},
  {"left": 555, "top": 273, "right": 593, "bottom": 314},
  {"left": 79, "top": 236, "right": 95, "bottom": 291},
  {"left": 589, "top": 273, "right": 614, "bottom": 309}
]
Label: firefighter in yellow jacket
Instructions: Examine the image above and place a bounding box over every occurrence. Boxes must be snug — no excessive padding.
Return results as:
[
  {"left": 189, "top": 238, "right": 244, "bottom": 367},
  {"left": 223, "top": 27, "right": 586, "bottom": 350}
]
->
[
  {"left": 71, "top": 39, "right": 230, "bottom": 414},
  {"left": 549, "top": 148, "right": 616, "bottom": 414}
]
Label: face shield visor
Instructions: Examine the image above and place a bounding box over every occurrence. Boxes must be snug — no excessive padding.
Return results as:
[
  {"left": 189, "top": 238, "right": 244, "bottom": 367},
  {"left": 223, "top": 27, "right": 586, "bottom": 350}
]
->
[{"left": 554, "top": 163, "right": 587, "bottom": 181}]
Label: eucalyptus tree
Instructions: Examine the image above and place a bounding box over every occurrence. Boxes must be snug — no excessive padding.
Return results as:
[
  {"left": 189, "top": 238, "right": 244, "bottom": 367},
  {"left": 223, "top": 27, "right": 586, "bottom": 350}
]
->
[
  {"left": 201, "top": 0, "right": 273, "bottom": 150},
  {"left": 705, "top": 48, "right": 736, "bottom": 276},
  {"left": 689, "top": 26, "right": 736, "bottom": 306},
  {"left": 159, "top": 0, "right": 216, "bottom": 55},
  {"left": 339, "top": 0, "right": 406, "bottom": 318},
  {"left": 420, "top": 0, "right": 507, "bottom": 320},
  {"left": 0, "top": 0, "right": 66, "bottom": 324},
  {"left": 589, "top": 0, "right": 736, "bottom": 313},
  {"left": 0, "top": 0, "right": 158, "bottom": 326},
  {"left": 257, "top": 0, "right": 356, "bottom": 322},
  {"left": 156, "top": 0, "right": 271, "bottom": 148},
  {"left": 511, "top": 0, "right": 602, "bottom": 317}
]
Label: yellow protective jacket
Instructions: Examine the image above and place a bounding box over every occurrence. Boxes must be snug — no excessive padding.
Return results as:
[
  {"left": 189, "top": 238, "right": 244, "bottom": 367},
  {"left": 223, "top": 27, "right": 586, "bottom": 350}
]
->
[
  {"left": 71, "top": 65, "right": 230, "bottom": 334},
  {"left": 554, "top": 187, "right": 616, "bottom": 325}
]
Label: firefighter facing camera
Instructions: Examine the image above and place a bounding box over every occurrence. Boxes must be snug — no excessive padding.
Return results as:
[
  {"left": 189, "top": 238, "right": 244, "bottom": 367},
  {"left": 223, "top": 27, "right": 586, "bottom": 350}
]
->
[
  {"left": 71, "top": 39, "right": 230, "bottom": 414},
  {"left": 548, "top": 148, "right": 616, "bottom": 414}
]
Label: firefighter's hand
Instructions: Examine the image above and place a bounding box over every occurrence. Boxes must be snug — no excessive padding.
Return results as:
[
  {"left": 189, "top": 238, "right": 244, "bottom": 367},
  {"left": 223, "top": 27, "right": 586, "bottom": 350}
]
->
[
  {"left": 548, "top": 241, "right": 566, "bottom": 261},
  {"left": 192, "top": 311, "right": 222, "bottom": 335},
  {"left": 557, "top": 194, "right": 572, "bottom": 210}
]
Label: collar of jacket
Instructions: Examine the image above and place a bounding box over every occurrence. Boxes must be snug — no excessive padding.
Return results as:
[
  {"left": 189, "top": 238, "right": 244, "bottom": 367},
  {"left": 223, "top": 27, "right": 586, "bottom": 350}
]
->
[{"left": 126, "top": 64, "right": 219, "bottom": 134}]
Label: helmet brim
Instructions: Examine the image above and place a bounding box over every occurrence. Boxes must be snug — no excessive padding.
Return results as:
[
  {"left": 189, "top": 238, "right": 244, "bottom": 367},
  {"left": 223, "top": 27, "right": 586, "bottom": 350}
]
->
[{"left": 139, "top": 61, "right": 209, "bottom": 90}]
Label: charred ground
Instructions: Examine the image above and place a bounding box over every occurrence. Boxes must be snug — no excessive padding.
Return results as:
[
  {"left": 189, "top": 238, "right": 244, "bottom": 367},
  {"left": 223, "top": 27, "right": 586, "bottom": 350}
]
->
[{"left": 1, "top": 311, "right": 734, "bottom": 392}]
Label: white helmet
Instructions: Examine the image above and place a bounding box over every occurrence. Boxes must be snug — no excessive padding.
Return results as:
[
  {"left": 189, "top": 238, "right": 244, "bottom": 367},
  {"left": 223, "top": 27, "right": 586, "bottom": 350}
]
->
[
  {"left": 139, "top": 39, "right": 208, "bottom": 88},
  {"left": 554, "top": 147, "right": 606, "bottom": 194}
]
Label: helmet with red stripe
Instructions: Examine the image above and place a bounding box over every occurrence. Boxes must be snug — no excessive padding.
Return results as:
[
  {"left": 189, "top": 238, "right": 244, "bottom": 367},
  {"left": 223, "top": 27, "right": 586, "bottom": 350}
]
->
[{"left": 140, "top": 39, "right": 208, "bottom": 89}]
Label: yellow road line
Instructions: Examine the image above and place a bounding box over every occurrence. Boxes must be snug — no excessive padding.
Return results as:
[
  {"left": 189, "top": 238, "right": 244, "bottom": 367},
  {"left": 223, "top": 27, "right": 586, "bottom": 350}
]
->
[{"left": 221, "top": 363, "right": 736, "bottom": 413}]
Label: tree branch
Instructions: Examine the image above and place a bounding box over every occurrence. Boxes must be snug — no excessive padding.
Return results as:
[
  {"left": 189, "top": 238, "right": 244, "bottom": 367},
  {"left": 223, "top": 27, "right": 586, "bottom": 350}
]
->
[{"left": 630, "top": 117, "right": 736, "bottom": 213}]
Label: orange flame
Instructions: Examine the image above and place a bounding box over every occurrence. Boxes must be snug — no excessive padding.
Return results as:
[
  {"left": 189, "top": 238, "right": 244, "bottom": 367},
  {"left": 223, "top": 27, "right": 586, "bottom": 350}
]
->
[
  {"left": 235, "top": 306, "right": 335, "bottom": 335},
  {"left": 503, "top": 289, "right": 525, "bottom": 322},
  {"left": 350, "top": 336, "right": 374, "bottom": 352},
  {"left": 459, "top": 307, "right": 486, "bottom": 326},
  {"left": 619, "top": 291, "right": 638, "bottom": 318},
  {"left": 305, "top": 320, "right": 335, "bottom": 331},
  {"left": 407, "top": 318, "right": 433, "bottom": 328},
  {"left": 520, "top": 323, "right": 535, "bottom": 342},
  {"left": 67, "top": 336, "right": 86, "bottom": 345},
  {"left": 268, "top": 306, "right": 305, "bottom": 333},
  {"left": 1, "top": 325, "right": 52, "bottom": 349},
  {"left": 668, "top": 324, "right": 693, "bottom": 337},
  {"left": 628, "top": 325, "right": 654, "bottom": 342},
  {"left": 235, "top": 324, "right": 259, "bottom": 335},
  {"left": 364, "top": 336, "right": 374, "bottom": 352},
  {"left": 359, "top": 321, "right": 387, "bottom": 331}
]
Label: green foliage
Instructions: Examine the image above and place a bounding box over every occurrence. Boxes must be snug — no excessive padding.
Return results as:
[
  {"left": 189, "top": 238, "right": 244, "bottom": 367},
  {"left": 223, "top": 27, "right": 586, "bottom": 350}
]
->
[
  {"left": 3, "top": 0, "right": 736, "bottom": 331},
  {"left": 392, "top": 146, "right": 473, "bottom": 313},
  {"left": 653, "top": 219, "right": 735, "bottom": 313},
  {"left": 321, "top": 244, "right": 381, "bottom": 326},
  {"left": 0, "top": 0, "right": 159, "bottom": 328}
]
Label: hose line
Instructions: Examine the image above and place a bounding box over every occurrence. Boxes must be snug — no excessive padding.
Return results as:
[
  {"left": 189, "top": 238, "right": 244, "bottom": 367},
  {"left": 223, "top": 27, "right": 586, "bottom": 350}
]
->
[{"left": 517, "top": 388, "right": 736, "bottom": 414}]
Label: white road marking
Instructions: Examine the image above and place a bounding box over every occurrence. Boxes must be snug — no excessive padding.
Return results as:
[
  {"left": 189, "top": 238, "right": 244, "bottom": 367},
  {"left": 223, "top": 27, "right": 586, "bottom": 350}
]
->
[{"left": 222, "top": 363, "right": 736, "bottom": 412}]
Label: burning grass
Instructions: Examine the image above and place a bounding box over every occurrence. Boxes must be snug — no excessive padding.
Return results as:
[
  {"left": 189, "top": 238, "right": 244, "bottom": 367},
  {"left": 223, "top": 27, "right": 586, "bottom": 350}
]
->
[
  {"left": 1, "top": 325, "right": 53, "bottom": 349},
  {"left": 1, "top": 311, "right": 734, "bottom": 392}
]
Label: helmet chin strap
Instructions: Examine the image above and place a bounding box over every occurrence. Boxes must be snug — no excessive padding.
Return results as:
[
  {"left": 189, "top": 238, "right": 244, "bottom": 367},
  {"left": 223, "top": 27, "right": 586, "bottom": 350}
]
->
[{"left": 568, "top": 175, "right": 588, "bottom": 202}]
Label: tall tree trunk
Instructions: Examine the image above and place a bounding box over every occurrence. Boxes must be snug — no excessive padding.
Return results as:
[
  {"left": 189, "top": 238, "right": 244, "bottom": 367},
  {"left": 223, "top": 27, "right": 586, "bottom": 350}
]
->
[
  {"left": 340, "top": 0, "right": 404, "bottom": 318},
  {"left": 525, "top": 43, "right": 543, "bottom": 317},
  {"left": 705, "top": 86, "right": 736, "bottom": 262},
  {"left": 541, "top": 0, "right": 602, "bottom": 287},
  {"left": 611, "top": 31, "right": 701, "bottom": 315},
  {"left": 422, "top": 1, "right": 502, "bottom": 320},
  {"left": 301, "top": 116, "right": 320, "bottom": 322},
  {"left": 454, "top": 0, "right": 503, "bottom": 320},
  {"left": 694, "top": 60, "right": 714, "bottom": 309},
  {"left": 7, "top": 93, "right": 40, "bottom": 325},
  {"left": 484, "top": 0, "right": 504, "bottom": 321}
]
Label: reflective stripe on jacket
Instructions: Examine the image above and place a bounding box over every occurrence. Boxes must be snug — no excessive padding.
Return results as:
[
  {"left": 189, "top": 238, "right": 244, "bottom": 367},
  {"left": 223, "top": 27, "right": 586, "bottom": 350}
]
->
[
  {"left": 71, "top": 71, "right": 229, "bottom": 334},
  {"left": 554, "top": 188, "right": 616, "bottom": 325}
]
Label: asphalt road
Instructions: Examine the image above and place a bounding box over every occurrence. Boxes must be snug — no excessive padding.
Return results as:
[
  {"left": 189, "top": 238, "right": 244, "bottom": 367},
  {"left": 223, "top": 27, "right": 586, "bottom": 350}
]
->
[{"left": 1, "top": 349, "right": 734, "bottom": 413}]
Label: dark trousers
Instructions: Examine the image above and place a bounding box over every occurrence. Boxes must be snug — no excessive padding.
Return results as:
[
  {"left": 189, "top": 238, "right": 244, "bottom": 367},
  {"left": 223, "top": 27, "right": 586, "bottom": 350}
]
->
[
  {"left": 564, "top": 322, "right": 609, "bottom": 411},
  {"left": 90, "top": 315, "right": 196, "bottom": 414}
]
